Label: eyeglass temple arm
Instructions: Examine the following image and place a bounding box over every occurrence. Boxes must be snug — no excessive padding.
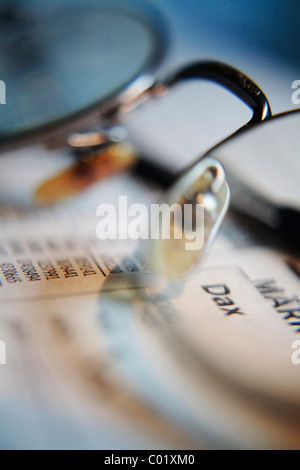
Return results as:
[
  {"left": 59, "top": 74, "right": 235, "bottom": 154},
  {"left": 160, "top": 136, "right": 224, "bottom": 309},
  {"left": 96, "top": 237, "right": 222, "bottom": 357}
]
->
[
  {"left": 132, "top": 61, "right": 271, "bottom": 187},
  {"left": 164, "top": 60, "right": 272, "bottom": 126},
  {"left": 69, "top": 61, "right": 271, "bottom": 160}
]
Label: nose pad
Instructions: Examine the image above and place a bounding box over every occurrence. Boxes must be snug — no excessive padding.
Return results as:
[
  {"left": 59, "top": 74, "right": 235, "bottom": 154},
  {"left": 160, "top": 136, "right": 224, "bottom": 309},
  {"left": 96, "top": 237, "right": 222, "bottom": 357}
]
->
[{"left": 146, "top": 157, "right": 230, "bottom": 278}]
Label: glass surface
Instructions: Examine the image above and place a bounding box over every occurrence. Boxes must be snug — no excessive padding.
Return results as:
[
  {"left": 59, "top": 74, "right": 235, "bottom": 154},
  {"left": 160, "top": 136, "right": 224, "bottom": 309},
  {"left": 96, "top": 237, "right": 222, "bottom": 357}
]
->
[
  {"left": 209, "top": 111, "right": 300, "bottom": 211},
  {"left": 159, "top": 111, "right": 300, "bottom": 411},
  {"left": 0, "top": 3, "right": 163, "bottom": 139}
]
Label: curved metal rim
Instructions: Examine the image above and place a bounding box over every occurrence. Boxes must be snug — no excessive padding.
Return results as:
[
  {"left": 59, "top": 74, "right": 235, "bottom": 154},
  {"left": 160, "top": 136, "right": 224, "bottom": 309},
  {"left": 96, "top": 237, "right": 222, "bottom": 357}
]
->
[{"left": 202, "top": 107, "right": 300, "bottom": 162}]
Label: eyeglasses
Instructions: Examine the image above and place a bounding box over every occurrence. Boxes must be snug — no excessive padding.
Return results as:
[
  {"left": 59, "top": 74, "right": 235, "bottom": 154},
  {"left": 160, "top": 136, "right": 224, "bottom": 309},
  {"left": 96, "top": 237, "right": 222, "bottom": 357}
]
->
[
  {"left": 1, "top": 1, "right": 299, "bottom": 279},
  {"left": 1, "top": 2, "right": 300, "bottom": 449}
]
